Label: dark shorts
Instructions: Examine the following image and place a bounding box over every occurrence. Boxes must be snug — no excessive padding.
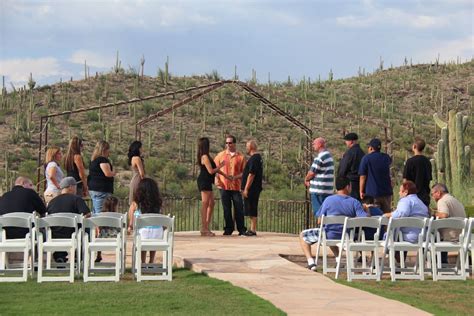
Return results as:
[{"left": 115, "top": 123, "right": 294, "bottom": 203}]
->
[
  {"left": 244, "top": 191, "right": 261, "bottom": 217},
  {"left": 197, "top": 180, "right": 213, "bottom": 192}
]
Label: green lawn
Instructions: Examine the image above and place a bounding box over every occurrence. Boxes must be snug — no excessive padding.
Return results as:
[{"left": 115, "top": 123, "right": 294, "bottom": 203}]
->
[
  {"left": 334, "top": 278, "right": 474, "bottom": 316},
  {"left": 0, "top": 268, "right": 284, "bottom": 315}
]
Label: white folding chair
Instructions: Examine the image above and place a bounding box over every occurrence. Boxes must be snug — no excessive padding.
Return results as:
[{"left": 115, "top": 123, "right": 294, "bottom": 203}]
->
[
  {"left": 133, "top": 214, "right": 174, "bottom": 282},
  {"left": 316, "top": 215, "right": 347, "bottom": 275},
  {"left": 0, "top": 216, "right": 34, "bottom": 282},
  {"left": 1, "top": 212, "right": 37, "bottom": 277},
  {"left": 83, "top": 217, "right": 122, "bottom": 282},
  {"left": 380, "top": 217, "right": 428, "bottom": 281},
  {"left": 429, "top": 218, "right": 468, "bottom": 281},
  {"left": 37, "top": 216, "right": 78, "bottom": 283},
  {"left": 92, "top": 212, "right": 127, "bottom": 274},
  {"left": 335, "top": 217, "right": 382, "bottom": 281},
  {"left": 47, "top": 213, "right": 83, "bottom": 274},
  {"left": 464, "top": 218, "right": 473, "bottom": 276}
]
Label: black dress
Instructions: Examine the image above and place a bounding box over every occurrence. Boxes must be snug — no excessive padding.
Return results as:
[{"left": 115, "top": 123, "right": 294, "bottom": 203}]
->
[{"left": 197, "top": 155, "right": 216, "bottom": 192}]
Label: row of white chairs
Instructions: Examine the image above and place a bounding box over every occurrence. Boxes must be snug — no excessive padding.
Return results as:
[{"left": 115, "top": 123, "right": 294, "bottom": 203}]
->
[
  {"left": 0, "top": 212, "right": 174, "bottom": 283},
  {"left": 313, "top": 215, "right": 473, "bottom": 281}
]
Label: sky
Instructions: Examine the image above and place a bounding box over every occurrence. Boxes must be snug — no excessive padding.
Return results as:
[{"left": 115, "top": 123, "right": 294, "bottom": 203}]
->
[{"left": 0, "top": 0, "right": 473, "bottom": 88}]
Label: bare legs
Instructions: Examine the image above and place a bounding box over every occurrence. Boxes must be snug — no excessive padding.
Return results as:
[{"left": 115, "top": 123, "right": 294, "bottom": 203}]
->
[
  {"left": 141, "top": 251, "right": 156, "bottom": 264},
  {"left": 249, "top": 216, "right": 257, "bottom": 232},
  {"left": 200, "top": 191, "right": 215, "bottom": 236}
]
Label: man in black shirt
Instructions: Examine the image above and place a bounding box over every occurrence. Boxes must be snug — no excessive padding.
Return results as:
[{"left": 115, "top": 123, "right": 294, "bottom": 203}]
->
[
  {"left": 0, "top": 176, "right": 46, "bottom": 239},
  {"left": 403, "top": 138, "right": 432, "bottom": 207},
  {"left": 337, "top": 133, "right": 365, "bottom": 200},
  {"left": 47, "top": 177, "right": 90, "bottom": 262},
  {"left": 241, "top": 140, "right": 263, "bottom": 237}
]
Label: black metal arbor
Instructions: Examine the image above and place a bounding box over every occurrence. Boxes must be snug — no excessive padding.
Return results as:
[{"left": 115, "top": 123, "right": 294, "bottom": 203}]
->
[{"left": 37, "top": 80, "right": 314, "bottom": 227}]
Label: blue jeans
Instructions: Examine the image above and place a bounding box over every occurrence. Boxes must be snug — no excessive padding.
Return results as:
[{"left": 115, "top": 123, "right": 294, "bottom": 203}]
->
[
  {"left": 310, "top": 193, "right": 330, "bottom": 217},
  {"left": 89, "top": 190, "right": 111, "bottom": 215},
  {"left": 220, "top": 189, "right": 246, "bottom": 234}
]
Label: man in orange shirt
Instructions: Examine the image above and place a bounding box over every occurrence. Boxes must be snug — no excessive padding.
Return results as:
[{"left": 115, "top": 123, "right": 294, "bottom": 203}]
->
[{"left": 215, "top": 135, "right": 247, "bottom": 235}]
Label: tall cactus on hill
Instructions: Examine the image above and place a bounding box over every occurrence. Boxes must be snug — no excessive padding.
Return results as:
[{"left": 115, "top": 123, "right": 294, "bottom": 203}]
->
[{"left": 431, "top": 110, "right": 471, "bottom": 199}]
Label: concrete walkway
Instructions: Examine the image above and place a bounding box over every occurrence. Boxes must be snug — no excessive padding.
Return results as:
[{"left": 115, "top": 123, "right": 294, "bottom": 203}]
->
[{"left": 171, "top": 232, "right": 430, "bottom": 316}]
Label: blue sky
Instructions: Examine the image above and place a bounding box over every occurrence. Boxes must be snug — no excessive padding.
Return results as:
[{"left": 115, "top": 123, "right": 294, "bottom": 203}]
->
[{"left": 0, "top": 0, "right": 472, "bottom": 88}]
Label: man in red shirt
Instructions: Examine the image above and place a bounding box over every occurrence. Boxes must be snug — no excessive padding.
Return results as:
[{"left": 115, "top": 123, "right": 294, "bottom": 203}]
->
[{"left": 215, "top": 135, "right": 247, "bottom": 235}]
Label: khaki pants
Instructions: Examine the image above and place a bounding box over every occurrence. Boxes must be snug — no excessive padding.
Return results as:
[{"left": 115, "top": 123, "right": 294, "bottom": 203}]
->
[{"left": 44, "top": 191, "right": 60, "bottom": 205}]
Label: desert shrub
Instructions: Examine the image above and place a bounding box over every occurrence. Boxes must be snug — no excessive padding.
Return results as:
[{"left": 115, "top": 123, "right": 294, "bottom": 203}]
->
[{"left": 18, "top": 160, "right": 37, "bottom": 182}]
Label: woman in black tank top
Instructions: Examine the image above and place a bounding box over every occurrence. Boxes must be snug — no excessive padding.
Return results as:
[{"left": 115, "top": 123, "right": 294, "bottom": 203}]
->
[
  {"left": 197, "top": 137, "right": 226, "bottom": 236},
  {"left": 64, "top": 136, "right": 88, "bottom": 197}
]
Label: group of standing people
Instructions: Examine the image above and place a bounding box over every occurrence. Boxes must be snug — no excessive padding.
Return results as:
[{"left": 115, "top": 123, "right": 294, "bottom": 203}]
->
[
  {"left": 300, "top": 132, "right": 466, "bottom": 271},
  {"left": 196, "top": 134, "right": 263, "bottom": 237}
]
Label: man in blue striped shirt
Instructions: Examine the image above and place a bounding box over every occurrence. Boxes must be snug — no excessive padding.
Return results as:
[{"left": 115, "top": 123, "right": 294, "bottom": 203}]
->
[{"left": 304, "top": 137, "right": 334, "bottom": 217}]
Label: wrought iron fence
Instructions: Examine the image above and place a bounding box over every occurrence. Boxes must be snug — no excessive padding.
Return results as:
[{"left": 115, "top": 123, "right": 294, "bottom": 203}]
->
[{"left": 89, "top": 197, "right": 313, "bottom": 234}]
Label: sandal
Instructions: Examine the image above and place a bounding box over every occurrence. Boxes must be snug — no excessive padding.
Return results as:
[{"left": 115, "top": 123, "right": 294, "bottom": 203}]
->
[{"left": 200, "top": 231, "right": 216, "bottom": 237}]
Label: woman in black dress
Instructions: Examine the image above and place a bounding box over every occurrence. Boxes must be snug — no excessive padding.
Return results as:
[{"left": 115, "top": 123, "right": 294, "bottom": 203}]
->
[
  {"left": 197, "top": 137, "right": 225, "bottom": 236},
  {"left": 64, "top": 136, "right": 88, "bottom": 197}
]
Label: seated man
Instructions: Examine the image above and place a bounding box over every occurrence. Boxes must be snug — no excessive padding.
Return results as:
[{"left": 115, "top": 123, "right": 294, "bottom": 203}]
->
[
  {"left": 299, "top": 177, "right": 368, "bottom": 271},
  {"left": 0, "top": 176, "right": 46, "bottom": 239},
  {"left": 431, "top": 183, "right": 466, "bottom": 263},
  {"left": 46, "top": 177, "right": 91, "bottom": 263},
  {"left": 384, "top": 181, "right": 429, "bottom": 243}
]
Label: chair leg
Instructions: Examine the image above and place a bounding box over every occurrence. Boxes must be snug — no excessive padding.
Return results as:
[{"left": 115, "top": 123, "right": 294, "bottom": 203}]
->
[
  {"left": 115, "top": 239, "right": 120, "bottom": 282},
  {"left": 346, "top": 248, "right": 352, "bottom": 282},
  {"left": 83, "top": 243, "right": 89, "bottom": 282},
  {"left": 136, "top": 242, "right": 142, "bottom": 282},
  {"left": 335, "top": 246, "right": 343, "bottom": 280},
  {"left": 37, "top": 245, "right": 43, "bottom": 283},
  {"left": 167, "top": 247, "right": 172, "bottom": 281},
  {"left": 22, "top": 248, "right": 29, "bottom": 281},
  {"left": 431, "top": 247, "right": 438, "bottom": 281},
  {"left": 418, "top": 249, "right": 424, "bottom": 281},
  {"left": 322, "top": 242, "right": 328, "bottom": 275},
  {"left": 69, "top": 246, "right": 75, "bottom": 283},
  {"left": 315, "top": 239, "right": 321, "bottom": 266},
  {"left": 389, "top": 248, "right": 395, "bottom": 282},
  {"left": 460, "top": 249, "right": 466, "bottom": 280}
]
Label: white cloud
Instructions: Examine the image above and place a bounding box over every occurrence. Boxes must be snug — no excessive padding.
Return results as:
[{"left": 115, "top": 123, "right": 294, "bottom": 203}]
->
[
  {"left": 336, "top": 4, "right": 448, "bottom": 29},
  {"left": 68, "top": 50, "right": 113, "bottom": 68},
  {"left": 413, "top": 35, "right": 474, "bottom": 63},
  {"left": 0, "top": 57, "right": 68, "bottom": 87}
]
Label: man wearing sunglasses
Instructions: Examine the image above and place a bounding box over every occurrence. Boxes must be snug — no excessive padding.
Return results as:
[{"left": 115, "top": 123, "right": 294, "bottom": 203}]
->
[{"left": 215, "top": 135, "right": 247, "bottom": 236}]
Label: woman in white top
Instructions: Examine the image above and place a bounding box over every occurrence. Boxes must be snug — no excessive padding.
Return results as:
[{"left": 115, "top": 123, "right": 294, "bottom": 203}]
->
[{"left": 44, "top": 146, "right": 64, "bottom": 204}]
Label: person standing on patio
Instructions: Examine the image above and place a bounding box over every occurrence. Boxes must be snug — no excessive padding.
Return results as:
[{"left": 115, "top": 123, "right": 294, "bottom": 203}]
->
[
  {"left": 88, "top": 140, "right": 115, "bottom": 215},
  {"left": 241, "top": 140, "right": 263, "bottom": 237},
  {"left": 214, "top": 135, "right": 247, "bottom": 236},
  {"left": 337, "top": 132, "right": 365, "bottom": 201},
  {"left": 128, "top": 140, "right": 145, "bottom": 205},
  {"left": 403, "top": 137, "right": 432, "bottom": 207},
  {"left": 304, "top": 137, "right": 334, "bottom": 217},
  {"left": 359, "top": 138, "right": 393, "bottom": 213},
  {"left": 44, "top": 146, "right": 64, "bottom": 205},
  {"left": 196, "top": 137, "right": 226, "bottom": 237},
  {"left": 64, "top": 136, "right": 88, "bottom": 198}
]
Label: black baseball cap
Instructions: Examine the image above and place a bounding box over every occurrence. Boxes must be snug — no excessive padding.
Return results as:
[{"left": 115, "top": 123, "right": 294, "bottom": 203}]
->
[
  {"left": 368, "top": 138, "right": 382, "bottom": 150},
  {"left": 343, "top": 133, "right": 358, "bottom": 141}
]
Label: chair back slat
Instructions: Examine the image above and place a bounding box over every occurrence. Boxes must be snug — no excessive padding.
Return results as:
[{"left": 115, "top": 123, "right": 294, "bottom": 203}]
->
[
  {"left": 84, "top": 217, "right": 122, "bottom": 229},
  {"left": 430, "top": 218, "right": 467, "bottom": 231},
  {"left": 0, "top": 216, "right": 31, "bottom": 229},
  {"left": 38, "top": 216, "right": 77, "bottom": 228},
  {"left": 136, "top": 215, "right": 174, "bottom": 232},
  {"left": 345, "top": 217, "right": 380, "bottom": 229},
  {"left": 321, "top": 215, "right": 346, "bottom": 225},
  {"left": 2, "top": 212, "right": 35, "bottom": 220},
  {"left": 93, "top": 212, "right": 124, "bottom": 219},
  {"left": 389, "top": 217, "right": 427, "bottom": 229}
]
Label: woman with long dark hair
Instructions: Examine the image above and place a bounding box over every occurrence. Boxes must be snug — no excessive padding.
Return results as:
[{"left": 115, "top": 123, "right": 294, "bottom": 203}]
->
[
  {"left": 88, "top": 140, "right": 115, "bottom": 214},
  {"left": 128, "top": 141, "right": 145, "bottom": 205},
  {"left": 197, "top": 137, "right": 225, "bottom": 236},
  {"left": 64, "top": 136, "right": 88, "bottom": 197},
  {"left": 128, "top": 177, "right": 162, "bottom": 264}
]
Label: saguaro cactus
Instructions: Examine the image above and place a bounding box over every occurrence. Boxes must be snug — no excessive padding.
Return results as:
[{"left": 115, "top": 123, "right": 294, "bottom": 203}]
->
[{"left": 431, "top": 110, "right": 470, "bottom": 199}]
